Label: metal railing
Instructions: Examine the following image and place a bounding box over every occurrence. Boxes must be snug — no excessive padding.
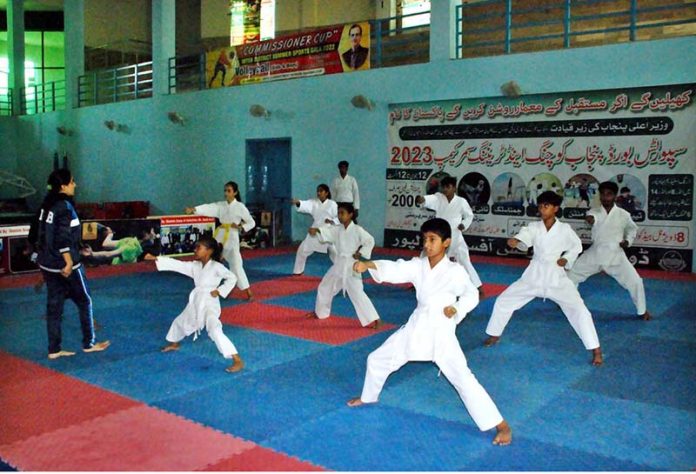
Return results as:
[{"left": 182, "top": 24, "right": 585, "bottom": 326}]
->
[
  {"left": 168, "top": 10, "right": 431, "bottom": 94},
  {"left": 456, "top": 0, "right": 696, "bottom": 58},
  {"left": 20, "top": 80, "right": 66, "bottom": 115},
  {"left": 78, "top": 61, "right": 153, "bottom": 107},
  {"left": 0, "top": 88, "right": 12, "bottom": 116}
]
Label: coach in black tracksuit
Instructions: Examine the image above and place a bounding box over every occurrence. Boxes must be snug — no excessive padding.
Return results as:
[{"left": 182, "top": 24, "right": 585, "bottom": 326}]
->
[{"left": 37, "top": 169, "right": 110, "bottom": 359}]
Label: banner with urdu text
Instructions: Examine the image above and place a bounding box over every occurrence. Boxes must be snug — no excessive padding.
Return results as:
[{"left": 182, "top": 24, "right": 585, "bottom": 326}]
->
[
  {"left": 385, "top": 83, "right": 695, "bottom": 272},
  {"left": 206, "top": 21, "right": 370, "bottom": 88}
]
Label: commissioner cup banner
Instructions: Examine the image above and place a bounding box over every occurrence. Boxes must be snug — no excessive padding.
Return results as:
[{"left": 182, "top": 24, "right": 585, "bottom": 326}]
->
[
  {"left": 385, "top": 83, "right": 695, "bottom": 272},
  {"left": 206, "top": 21, "right": 370, "bottom": 88}
]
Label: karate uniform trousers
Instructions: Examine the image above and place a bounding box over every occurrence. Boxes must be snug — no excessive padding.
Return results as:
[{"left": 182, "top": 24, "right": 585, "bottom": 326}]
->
[
  {"left": 195, "top": 200, "right": 256, "bottom": 290},
  {"left": 293, "top": 198, "right": 338, "bottom": 274},
  {"left": 422, "top": 193, "right": 482, "bottom": 287},
  {"left": 567, "top": 205, "right": 646, "bottom": 315},
  {"left": 486, "top": 220, "right": 600, "bottom": 350},
  {"left": 314, "top": 222, "right": 379, "bottom": 326},
  {"left": 157, "top": 257, "right": 239, "bottom": 358},
  {"left": 360, "top": 257, "right": 504, "bottom": 431}
]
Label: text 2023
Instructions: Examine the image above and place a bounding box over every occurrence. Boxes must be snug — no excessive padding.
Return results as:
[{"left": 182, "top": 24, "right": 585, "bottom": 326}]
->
[{"left": 390, "top": 146, "right": 434, "bottom": 165}]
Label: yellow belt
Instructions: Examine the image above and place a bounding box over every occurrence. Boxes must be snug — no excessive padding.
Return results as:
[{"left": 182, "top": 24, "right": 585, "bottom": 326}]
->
[{"left": 217, "top": 223, "right": 235, "bottom": 246}]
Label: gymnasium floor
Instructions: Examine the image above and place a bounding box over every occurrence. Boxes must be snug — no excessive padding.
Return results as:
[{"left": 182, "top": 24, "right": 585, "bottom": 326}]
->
[{"left": 1, "top": 247, "right": 694, "bottom": 471}]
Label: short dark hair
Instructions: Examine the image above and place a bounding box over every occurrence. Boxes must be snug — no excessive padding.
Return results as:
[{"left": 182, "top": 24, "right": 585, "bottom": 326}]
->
[
  {"left": 421, "top": 217, "right": 451, "bottom": 241},
  {"left": 620, "top": 187, "right": 631, "bottom": 193},
  {"left": 598, "top": 181, "right": 619, "bottom": 194},
  {"left": 337, "top": 202, "right": 355, "bottom": 215},
  {"left": 537, "top": 191, "right": 563, "bottom": 206},
  {"left": 440, "top": 176, "right": 457, "bottom": 188},
  {"left": 349, "top": 24, "right": 362, "bottom": 35},
  {"left": 338, "top": 160, "right": 349, "bottom": 168}
]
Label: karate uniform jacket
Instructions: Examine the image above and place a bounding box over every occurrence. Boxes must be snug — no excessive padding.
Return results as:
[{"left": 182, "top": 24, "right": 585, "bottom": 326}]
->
[
  {"left": 514, "top": 220, "right": 582, "bottom": 293},
  {"left": 369, "top": 256, "right": 478, "bottom": 361},
  {"left": 422, "top": 193, "right": 474, "bottom": 255},
  {"left": 317, "top": 221, "right": 373, "bottom": 286},
  {"left": 585, "top": 205, "right": 637, "bottom": 265},
  {"left": 297, "top": 198, "right": 339, "bottom": 252},
  {"left": 156, "top": 256, "right": 236, "bottom": 338},
  {"left": 331, "top": 174, "right": 360, "bottom": 209},
  {"left": 194, "top": 200, "right": 256, "bottom": 246}
]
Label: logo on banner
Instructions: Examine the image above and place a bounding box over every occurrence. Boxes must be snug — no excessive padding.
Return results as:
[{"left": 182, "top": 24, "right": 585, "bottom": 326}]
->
[{"left": 658, "top": 250, "right": 687, "bottom": 272}]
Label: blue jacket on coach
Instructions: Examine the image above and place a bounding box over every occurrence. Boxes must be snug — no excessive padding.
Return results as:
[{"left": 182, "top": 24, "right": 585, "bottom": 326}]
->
[{"left": 37, "top": 197, "right": 84, "bottom": 272}]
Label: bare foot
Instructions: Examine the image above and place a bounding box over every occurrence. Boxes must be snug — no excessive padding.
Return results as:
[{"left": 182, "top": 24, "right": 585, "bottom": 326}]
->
[
  {"left": 366, "top": 319, "right": 384, "bottom": 330},
  {"left": 484, "top": 335, "right": 500, "bottom": 347},
  {"left": 492, "top": 420, "right": 512, "bottom": 446},
  {"left": 48, "top": 350, "right": 76, "bottom": 360},
  {"left": 304, "top": 312, "right": 319, "bottom": 319},
  {"left": 245, "top": 289, "right": 254, "bottom": 302},
  {"left": 225, "top": 354, "right": 244, "bottom": 373},
  {"left": 639, "top": 311, "right": 652, "bottom": 321},
  {"left": 293, "top": 273, "right": 303, "bottom": 276},
  {"left": 83, "top": 340, "right": 111, "bottom": 353},
  {"left": 347, "top": 397, "right": 366, "bottom": 407},
  {"left": 591, "top": 347, "right": 603, "bottom": 366},
  {"left": 478, "top": 286, "right": 485, "bottom": 299},
  {"left": 161, "top": 342, "right": 181, "bottom": 352}
]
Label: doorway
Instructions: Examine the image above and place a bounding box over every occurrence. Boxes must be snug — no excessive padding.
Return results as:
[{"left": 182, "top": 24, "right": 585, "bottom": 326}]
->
[{"left": 245, "top": 138, "right": 292, "bottom": 246}]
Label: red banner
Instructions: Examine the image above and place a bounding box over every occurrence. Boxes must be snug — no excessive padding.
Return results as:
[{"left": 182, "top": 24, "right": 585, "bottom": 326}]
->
[{"left": 206, "top": 21, "right": 371, "bottom": 88}]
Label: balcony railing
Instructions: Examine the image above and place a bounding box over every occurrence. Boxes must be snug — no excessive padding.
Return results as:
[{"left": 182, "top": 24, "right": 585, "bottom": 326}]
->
[
  {"left": 456, "top": 0, "right": 696, "bottom": 58},
  {"left": 169, "top": 11, "right": 431, "bottom": 94},
  {"left": 20, "top": 80, "right": 66, "bottom": 115},
  {"left": 0, "top": 88, "right": 12, "bottom": 116},
  {"left": 78, "top": 61, "right": 153, "bottom": 107}
]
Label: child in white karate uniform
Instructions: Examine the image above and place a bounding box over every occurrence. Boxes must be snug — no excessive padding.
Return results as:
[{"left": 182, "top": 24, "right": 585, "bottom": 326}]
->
[
  {"left": 149, "top": 236, "right": 244, "bottom": 373},
  {"left": 186, "top": 181, "right": 255, "bottom": 300},
  {"left": 567, "top": 181, "right": 651, "bottom": 320},
  {"left": 306, "top": 203, "right": 383, "bottom": 329},
  {"left": 348, "top": 217, "right": 512, "bottom": 446},
  {"left": 416, "top": 176, "right": 484, "bottom": 296},
  {"left": 291, "top": 184, "right": 338, "bottom": 275},
  {"left": 484, "top": 191, "right": 603, "bottom": 366}
]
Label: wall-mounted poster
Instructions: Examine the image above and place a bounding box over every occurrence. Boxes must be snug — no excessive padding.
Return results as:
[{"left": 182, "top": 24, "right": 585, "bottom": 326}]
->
[{"left": 386, "top": 83, "right": 695, "bottom": 272}]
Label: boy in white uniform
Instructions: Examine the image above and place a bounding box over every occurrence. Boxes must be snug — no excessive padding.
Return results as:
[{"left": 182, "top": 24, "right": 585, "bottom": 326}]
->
[
  {"left": 291, "top": 184, "right": 339, "bottom": 275},
  {"left": 416, "top": 176, "right": 483, "bottom": 296},
  {"left": 186, "top": 181, "right": 256, "bottom": 300},
  {"left": 484, "top": 191, "right": 603, "bottom": 366},
  {"left": 305, "top": 203, "right": 383, "bottom": 329},
  {"left": 348, "top": 217, "right": 512, "bottom": 446},
  {"left": 331, "top": 160, "right": 360, "bottom": 222},
  {"left": 567, "top": 181, "right": 651, "bottom": 320}
]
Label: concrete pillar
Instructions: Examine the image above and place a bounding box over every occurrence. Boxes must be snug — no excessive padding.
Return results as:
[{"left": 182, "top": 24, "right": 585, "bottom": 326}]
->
[
  {"left": 429, "top": 0, "right": 458, "bottom": 62},
  {"left": 7, "top": 0, "right": 25, "bottom": 114},
  {"left": 152, "top": 0, "right": 176, "bottom": 95},
  {"left": 64, "top": 0, "right": 85, "bottom": 109}
]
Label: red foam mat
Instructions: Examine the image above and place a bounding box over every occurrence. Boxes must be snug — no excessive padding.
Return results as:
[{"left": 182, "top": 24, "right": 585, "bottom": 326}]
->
[
  {"left": 230, "top": 274, "right": 322, "bottom": 301},
  {"left": 221, "top": 302, "right": 395, "bottom": 345},
  {"left": 480, "top": 282, "right": 508, "bottom": 300},
  {"left": 0, "top": 405, "right": 255, "bottom": 471},
  {"left": 203, "top": 445, "right": 326, "bottom": 471},
  {"left": 0, "top": 351, "right": 140, "bottom": 446}
]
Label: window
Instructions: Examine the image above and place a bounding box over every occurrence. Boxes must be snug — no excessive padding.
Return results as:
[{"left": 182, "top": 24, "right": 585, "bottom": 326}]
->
[{"left": 402, "top": 0, "right": 430, "bottom": 28}]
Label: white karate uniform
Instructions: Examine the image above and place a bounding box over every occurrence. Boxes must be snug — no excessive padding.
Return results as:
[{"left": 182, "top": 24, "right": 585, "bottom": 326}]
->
[
  {"left": 486, "top": 220, "right": 600, "bottom": 350},
  {"left": 194, "top": 200, "right": 255, "bottom": 290},
  {"left": 422, "top": 193, "right": 482, "bottom": 287},
  {"left": 314, "top": 222, "right": 379, "bottom": 326},
  {"left": 360, "top": 256, "right": 504, "bottom": 431},
  {"left": 293, "top": 198, "right": 339, "bottom": 274},
  {"left": 156, "top": 256, "right": 239, "bottom": 358},
  {"left": 567, "top": 205, "right": 646, "bottom": 315},
  {"left": 331, "top": 174, "right": 360, "bottom": 209}
]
